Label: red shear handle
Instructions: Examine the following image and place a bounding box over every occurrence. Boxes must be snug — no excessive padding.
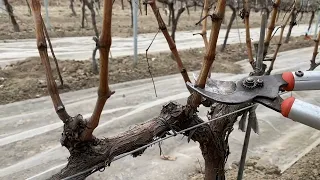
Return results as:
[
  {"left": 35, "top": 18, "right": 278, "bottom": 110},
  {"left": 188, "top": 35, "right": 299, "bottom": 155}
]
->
[
  {"left": 282, "top": 71, "right": 320, "bottom": 91},
  {"left": 281, "top": 97, "right": 320, "bottom": 130}
]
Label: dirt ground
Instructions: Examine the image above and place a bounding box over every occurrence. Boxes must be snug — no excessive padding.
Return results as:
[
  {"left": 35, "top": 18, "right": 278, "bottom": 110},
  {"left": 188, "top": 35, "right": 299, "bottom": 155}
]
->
[
  {"left": 190, "top": 144, "right": 320, "bottom": 180},
  {"left": 0, "top": 0, "right": 313, "bottom": 40},
  {"left": 0, "top": 35, "right": 315, "bottom": 105}
]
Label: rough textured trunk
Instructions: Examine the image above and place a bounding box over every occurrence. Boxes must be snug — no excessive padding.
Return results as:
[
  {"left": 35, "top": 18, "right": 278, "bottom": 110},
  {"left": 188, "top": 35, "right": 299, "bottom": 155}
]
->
[
  {"left": 70, "top": 0, "right": 77, "bottom": 16},
  {"left": 285, "top": 10, "right": 297, "bottom": 43},
  {"left": 220, "top": 5, "right": 236, "bottom": 51},
  {"left": 4, "top": 0, "right": 20, "bottom": 32}
]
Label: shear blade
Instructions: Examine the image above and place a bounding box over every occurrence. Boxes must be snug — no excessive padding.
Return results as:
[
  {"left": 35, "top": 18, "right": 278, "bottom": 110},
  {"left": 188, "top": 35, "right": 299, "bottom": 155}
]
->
[
  {"left": 192, "top": 73, "right": 237, "bottom": 95},
  {"left": 186, "top": 82, "right": 254, "bottom": 104}
]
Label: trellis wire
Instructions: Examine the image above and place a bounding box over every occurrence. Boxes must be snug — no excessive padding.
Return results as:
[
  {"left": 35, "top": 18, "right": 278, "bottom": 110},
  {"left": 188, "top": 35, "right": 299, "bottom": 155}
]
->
[{"left": 61, "top": 89, "right": 290, "bottom": 180}]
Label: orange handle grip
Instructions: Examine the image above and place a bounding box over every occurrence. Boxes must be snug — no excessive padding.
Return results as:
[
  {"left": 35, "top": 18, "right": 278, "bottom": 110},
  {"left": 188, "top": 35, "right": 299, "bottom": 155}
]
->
[
  {"left": 281, "top": 97, "right": 295, "bottom": 117},
  {"left": 282, "top": 72, "right": 295, "bottom": 91}
]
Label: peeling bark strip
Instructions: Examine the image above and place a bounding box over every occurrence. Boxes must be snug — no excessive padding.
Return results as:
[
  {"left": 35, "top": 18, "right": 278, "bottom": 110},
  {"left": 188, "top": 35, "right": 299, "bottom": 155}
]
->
[{"left": 50, "top": 102, "right": 203, "bottom": 179}]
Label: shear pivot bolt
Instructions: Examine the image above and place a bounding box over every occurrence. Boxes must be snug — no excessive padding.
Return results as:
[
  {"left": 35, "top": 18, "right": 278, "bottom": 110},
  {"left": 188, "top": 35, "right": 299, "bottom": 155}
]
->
[
  {"left": 243, "top": 77, "right": 257, "bottom": 89},
  {"left": 256, "top": 79, "right": 264, "bottom": 87}
]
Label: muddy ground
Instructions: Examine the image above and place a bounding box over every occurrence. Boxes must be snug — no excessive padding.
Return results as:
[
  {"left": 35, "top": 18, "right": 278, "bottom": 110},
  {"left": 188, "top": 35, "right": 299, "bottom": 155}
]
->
[{"left": 0, "top": 0, "right": 313, "bottom": 40}]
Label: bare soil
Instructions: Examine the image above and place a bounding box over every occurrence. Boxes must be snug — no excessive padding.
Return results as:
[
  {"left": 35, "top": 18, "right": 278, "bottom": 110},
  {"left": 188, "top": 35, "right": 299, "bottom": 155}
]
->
[
  {"left": 190, "top": 144, "right": 320, "bottom": 180},
  {"left": 0, "top": 35, "right": 314, "bottom": 105},
  {"left": 0, "top": 0, "right": 312, "bottom": 40}
]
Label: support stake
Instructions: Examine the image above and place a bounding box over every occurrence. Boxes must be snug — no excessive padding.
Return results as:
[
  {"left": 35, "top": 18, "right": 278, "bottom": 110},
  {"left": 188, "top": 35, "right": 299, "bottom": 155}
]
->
[
  {"left": 133, "top": 0, "right": 138, "bottom": 66},
  {"left": 44, "top": 0, "right": 51, "bottom": 29},
  {"left": 237, "top": 115, "right": 253, "bottom": 180}
]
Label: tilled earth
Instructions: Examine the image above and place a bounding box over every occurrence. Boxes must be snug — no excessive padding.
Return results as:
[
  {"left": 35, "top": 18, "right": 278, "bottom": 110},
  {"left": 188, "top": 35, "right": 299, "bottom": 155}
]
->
[
  {"left": 190, "top": 144, "right": 320, "bottom": 180},
  {"left": 0, "top": 0, "right": 313, "bottom": 40},
  {"left": 0, "top": 35, "right": 314, "bottom": 105},
  {"left": 0, "top": 33, "right": 319, "bottom": 179}
]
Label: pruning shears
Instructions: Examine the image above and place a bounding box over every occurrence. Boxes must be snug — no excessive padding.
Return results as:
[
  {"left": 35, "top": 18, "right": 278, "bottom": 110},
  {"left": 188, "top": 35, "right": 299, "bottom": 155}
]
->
[{"left": 186, "top": 71, "right": 320, "bottom": 130}]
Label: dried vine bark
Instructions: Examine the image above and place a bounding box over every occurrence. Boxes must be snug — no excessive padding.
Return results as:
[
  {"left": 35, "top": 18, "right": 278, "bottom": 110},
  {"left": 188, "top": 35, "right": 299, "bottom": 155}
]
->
[
  {"left": 4, "top": 0, "right": 20, "bottom": 32},
  {"left": 308, "top": 30, "right": 320, "bottom": 71},
  {"left": 265, "top": 1, "right": 296, "bottom": 75}
]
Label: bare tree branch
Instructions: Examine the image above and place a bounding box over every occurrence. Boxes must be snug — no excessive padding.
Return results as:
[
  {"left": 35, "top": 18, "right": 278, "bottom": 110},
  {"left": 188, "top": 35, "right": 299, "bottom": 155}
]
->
[
  {"left": 201, "top": 0, "right": 209, "bottom": 49},
  {"left": 264, "top": 0, "right": 281, "bottom": 56},
  {"left": 148, "top": 0, "right": 191, "bottom": 84},
  {"left": 242, "top": 0, "right": 255, "bottom": 68},
  {"left": 308, "top": 30, "right": 320, "bottom": 71},
  {"left": 265, "top": 0, "right": 296, "bottom": 75},
  {"left": 4, "top": 0, "right": 20, "bottom": 32},
  {"left": 29, "top": 0, "right": 70, "bottom": 122},
  {"left": 190, "top": 0, "right": 226, "bottom": 107},
  {"left": 82, "top": 0, "right": 115, "bottom": 140}
]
